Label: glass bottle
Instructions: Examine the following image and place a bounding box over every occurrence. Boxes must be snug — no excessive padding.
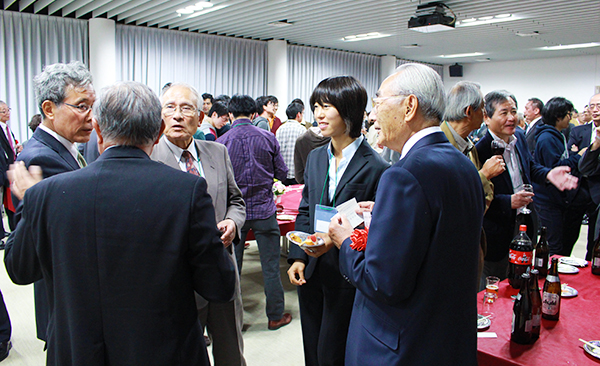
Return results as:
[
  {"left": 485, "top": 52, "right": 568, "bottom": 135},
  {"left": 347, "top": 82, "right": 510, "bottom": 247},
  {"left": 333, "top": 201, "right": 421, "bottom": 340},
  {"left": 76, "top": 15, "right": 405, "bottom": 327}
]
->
[
  {"left": 542, "top": 258, "right": 561, "bottom": 321},
  {"left": 534, "top": 227, "right": 549, "bottom": 277},
  {"left": 511, "top": 273, "right": 533, "bottom": 344},
  {"left": 592, "top": 237, "right": 600, "bottom": 276},
  {"left": 529, "top": 269, "right": 542, "bottom": 341}
]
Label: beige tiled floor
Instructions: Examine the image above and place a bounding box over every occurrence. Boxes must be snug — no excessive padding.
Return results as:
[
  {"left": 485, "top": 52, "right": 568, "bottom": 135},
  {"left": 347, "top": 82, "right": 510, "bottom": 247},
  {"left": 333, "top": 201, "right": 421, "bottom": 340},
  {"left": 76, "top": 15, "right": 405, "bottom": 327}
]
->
[{"left": 0, "top": 223, "right": 591, "bottom": 365}]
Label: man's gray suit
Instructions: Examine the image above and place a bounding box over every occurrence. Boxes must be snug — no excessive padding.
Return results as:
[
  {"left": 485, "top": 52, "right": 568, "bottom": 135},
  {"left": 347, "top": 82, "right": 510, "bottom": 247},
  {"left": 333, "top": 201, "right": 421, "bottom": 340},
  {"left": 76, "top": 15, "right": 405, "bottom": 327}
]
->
[{"left": 151, "top": 136, "right": 247, "bottom": 365}]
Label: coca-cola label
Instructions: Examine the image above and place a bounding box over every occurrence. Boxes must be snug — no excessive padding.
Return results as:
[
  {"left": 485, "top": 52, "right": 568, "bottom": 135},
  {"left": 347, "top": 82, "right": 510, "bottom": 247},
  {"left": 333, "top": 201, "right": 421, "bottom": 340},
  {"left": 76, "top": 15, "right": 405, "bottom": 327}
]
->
[
  {"left": 594, "top": 257, "right": 600, "bottom": 267},
  {"left": 509, "top": 249, "right": 533, "bottom": 265},
  {"left": 542, "top": 292, "right": 560, "bottom": 315}
]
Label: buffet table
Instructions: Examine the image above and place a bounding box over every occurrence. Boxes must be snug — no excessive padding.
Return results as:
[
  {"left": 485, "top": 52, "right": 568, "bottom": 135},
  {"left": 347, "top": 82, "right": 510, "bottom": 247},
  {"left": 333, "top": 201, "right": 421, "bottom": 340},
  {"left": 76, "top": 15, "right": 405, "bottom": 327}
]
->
[
  {"left": 245, "top": 184, "right": 303, "bottom": 241},
  {"left": 477, "top": 258, "right": 600, "bottom": 365}
]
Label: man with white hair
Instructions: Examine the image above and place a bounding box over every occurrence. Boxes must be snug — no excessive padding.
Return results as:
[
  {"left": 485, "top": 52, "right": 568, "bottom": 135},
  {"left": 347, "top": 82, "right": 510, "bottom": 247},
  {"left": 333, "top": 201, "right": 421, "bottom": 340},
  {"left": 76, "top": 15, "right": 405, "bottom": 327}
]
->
[
  {"left": 5, "top": 81, "right": 236, "bottom": 365},
  {"left": 328, "top": 64, "right": 485, "bottom": 365}
]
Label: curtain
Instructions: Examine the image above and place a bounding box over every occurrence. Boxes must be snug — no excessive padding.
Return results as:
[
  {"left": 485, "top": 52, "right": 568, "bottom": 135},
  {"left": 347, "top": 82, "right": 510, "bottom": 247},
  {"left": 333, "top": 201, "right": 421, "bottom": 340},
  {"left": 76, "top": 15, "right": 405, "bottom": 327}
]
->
[
  {"left": 288, "top": 45, "right": 380, "bottom": 121},
  {"left": 116, "top": 25, "right": 267, "bottom": 98},
  {"left": 397, "top": 58, "right": 444, "bottom": 80},
  {"left": 0, "top": 10, "right": 88, "bottom": 142}
]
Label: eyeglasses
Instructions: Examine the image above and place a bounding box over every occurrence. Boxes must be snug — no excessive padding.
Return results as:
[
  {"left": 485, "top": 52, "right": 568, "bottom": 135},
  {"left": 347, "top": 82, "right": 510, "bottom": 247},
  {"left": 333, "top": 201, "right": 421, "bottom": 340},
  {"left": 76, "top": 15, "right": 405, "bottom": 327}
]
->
[
  {"left": 371, "top": 95, "right": 407, "bottom": 109},
  {"left": 64, "top": 103, "right": 93, "bottom": 114},
  {"left": 162, "top": 105, "right": 197, "bottom": 117},
  {"left": 0, "top": 108, "right": 11, "bottom": 114}
]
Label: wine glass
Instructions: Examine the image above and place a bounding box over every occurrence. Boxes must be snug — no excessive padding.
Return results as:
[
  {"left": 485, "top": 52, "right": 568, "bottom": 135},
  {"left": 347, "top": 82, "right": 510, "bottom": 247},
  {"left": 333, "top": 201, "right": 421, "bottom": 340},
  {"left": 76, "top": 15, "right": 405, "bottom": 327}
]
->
[
  {"left": 491, "top": 140, "right": 505, "bottom": 156},
  {"left": 518, "top": 184, "right": 533, "bottom": 214}
]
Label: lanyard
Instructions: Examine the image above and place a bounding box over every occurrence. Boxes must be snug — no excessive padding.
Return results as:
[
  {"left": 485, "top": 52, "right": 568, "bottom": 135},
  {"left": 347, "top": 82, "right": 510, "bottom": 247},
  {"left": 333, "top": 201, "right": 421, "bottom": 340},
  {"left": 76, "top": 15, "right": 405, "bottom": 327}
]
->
[{"left": 319, "top": 159, "right": 338, "bottom": 207}]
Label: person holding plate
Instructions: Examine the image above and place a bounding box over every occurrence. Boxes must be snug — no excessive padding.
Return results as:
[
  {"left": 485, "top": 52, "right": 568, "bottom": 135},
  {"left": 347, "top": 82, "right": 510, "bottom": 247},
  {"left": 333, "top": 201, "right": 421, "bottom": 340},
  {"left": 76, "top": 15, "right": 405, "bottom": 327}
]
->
[{"left": 287, "top": 76, "right": 388, "bottom": 366}]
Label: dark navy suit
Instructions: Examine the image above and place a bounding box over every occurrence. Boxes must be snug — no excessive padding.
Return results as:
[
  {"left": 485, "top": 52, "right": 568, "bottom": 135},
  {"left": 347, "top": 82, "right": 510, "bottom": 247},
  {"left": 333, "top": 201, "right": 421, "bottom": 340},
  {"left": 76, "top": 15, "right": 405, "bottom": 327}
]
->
[
  {"left": 339, "top": 132, "right": 484, "bottom": 366},
  {"left": 5, "top": 146, "right": 235, "bottom": 366},
  {"left": 14, "top": 127, "right": 81, "bottom": 342},
  {"left": 476, "top": 129, "right": 549, "bottom": 263},
  {"left": 288, "top": 139, "right": 388, "bottom": 366}
]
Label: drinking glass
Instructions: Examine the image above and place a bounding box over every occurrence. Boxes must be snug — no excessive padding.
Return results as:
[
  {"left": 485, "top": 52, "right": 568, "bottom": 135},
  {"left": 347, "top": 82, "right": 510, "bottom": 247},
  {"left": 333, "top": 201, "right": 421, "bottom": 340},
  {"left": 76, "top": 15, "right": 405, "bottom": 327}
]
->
[{"left": 518, "top": 184, "right": 533, "bottom": 215}]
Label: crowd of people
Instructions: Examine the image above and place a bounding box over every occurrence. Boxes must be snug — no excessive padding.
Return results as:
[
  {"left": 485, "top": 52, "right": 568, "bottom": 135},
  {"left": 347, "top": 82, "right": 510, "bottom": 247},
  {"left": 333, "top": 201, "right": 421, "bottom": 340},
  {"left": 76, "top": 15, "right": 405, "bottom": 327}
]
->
[{"left": 0, "top": 59, "right": 598, "bottom": 365}]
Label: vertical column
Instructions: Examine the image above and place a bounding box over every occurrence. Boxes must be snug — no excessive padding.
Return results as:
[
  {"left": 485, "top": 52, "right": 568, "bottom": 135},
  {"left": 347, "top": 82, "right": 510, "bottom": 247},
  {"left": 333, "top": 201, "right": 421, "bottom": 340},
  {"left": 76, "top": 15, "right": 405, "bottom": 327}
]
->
[
  {"left": 267, "top": 40, "right": 288, "bottom": 121},
  {"left": 380, "top": 55, "right": 397, "bottom": 84},
  {"left": 88, "top": 19, "right": 116, "bottom": 92}
]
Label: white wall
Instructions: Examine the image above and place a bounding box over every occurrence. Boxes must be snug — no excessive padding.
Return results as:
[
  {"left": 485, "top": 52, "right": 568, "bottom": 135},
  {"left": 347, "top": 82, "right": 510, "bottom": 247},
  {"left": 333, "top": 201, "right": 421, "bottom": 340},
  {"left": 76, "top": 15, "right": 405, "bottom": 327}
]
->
[{"left": 443, "top": 55, "right": 600, "bottom": 112}]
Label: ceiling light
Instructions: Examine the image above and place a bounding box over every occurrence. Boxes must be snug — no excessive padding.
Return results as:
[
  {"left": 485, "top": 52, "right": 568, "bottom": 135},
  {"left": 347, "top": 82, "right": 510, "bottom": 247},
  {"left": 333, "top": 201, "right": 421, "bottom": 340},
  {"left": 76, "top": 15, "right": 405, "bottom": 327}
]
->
[
  {"left": 539, "top": 42, "right": 600, "bottom": 51},
  {"left": 400, "top": 44, "right": 421, "bottom": 48},
  {"left": 475, "top": 58, "right": 491, "bottom": 62},
  {"left": 457, "top": 14, "right": 523, "bottom": 27},
  {"left": 186, "top": 4, "right": 227, "bottom": 18},
  {"left": 516, "top": 31, "right": 539, "bottom": 37},
  {"left": 176, "top": 8, "right": 194, "bottom": 14},
  {"left": 439, "top": 52, "right": 484, "bottom": 58},
  {"left": 195, "top": 1, "right": 213, "bottom": 7},
  {"left": 342, "top": 32, "right": 391, "bottom": 42},
  {"left": 462, "top": 18, "right": 476, "bottom": 23},
  {"left": 268, "top": 19, "right": 294, "bottom": 27}
]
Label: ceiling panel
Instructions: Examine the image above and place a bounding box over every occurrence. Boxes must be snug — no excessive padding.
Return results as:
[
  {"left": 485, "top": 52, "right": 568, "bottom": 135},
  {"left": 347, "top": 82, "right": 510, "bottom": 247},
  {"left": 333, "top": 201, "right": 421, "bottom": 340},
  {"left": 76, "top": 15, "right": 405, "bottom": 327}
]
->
[{"left": 3, "top": 0, "right": 599, "bottom": 65}]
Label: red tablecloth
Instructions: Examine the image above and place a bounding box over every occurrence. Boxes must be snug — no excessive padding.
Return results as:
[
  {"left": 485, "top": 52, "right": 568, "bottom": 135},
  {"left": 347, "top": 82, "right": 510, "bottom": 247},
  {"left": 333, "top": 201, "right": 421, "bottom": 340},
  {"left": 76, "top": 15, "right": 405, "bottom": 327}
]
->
[
  {"left": 477, "top": 258, "right": 600, "bottom": 365},
  {"left": 245, "top": 184, "right": 303, "bottom": 241}
]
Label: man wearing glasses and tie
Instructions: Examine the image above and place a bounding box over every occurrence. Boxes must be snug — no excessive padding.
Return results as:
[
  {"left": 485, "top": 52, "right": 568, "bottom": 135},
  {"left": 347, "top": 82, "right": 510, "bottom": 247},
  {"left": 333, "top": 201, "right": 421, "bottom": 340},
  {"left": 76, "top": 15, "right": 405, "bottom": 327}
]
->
[{"left": 14, "top": 60, "right": 95, "bottom": 345}]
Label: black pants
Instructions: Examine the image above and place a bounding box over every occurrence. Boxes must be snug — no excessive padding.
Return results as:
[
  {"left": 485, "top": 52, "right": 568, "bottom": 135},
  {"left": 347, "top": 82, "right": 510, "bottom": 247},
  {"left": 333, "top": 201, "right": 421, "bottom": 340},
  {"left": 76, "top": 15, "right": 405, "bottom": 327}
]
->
[{"left": 0, "top": 290, "right": 11, "bottom": 343}]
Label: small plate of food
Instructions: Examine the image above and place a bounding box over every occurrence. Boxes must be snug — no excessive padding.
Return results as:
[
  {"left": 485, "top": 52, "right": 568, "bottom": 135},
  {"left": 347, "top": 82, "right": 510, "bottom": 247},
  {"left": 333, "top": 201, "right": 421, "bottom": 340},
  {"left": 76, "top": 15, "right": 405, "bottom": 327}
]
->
[
  {"left": 558, "top": 257, "right": 588, "bottom": 267},
  {"left": 561, "top": 284, "right": 578, "bottom": 298},
  {"left": 286, "top": 231, "right": 325, "bottom": 250}
]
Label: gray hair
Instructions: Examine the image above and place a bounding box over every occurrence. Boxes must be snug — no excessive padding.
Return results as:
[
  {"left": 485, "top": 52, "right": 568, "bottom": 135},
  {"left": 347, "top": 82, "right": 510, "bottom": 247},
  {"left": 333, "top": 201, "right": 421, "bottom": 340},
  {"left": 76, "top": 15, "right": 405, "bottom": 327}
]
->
[
  {"left": 93, "top": 81, "right": 162, "bottom": 146},
  {"left": 444, "top": 81, "right": 483, "bottom": 122},
  {"left": 160, "top": 82, "right": 201, "bottom": 109},
  {"left": 484, "top": 90, "right": 517, "bottom": 118},
  {"left": 33, "top": 61, "right": 93, "bottom": 115},
  {"left": 389, "top": 63, "right": 446, "bottom": 124}
]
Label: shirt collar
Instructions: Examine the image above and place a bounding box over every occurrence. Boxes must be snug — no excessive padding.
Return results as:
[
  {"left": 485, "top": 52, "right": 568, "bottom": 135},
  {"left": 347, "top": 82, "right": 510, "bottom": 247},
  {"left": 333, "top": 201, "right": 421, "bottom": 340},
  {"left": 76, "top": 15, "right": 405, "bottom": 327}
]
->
[
  {"left": 445, "top": 121, "right": 473, "bottom": 155},
  {"left": 164, "top": 137, "right": 198, "bottom": 162},
  {"left": 39, "top": 124, "right": 79, "bottom": 161},
  {"left": 488, "top": 129, "right": 517, "bottom": 148},
  {"left": 400, "top": 126, "right": 442, "bottom": 160},
  {"left": 327, "top": 135, "right": 364, "bottom": 161},
  {"left": 232, "top": 118, "right": 252, "bottom": 127}
]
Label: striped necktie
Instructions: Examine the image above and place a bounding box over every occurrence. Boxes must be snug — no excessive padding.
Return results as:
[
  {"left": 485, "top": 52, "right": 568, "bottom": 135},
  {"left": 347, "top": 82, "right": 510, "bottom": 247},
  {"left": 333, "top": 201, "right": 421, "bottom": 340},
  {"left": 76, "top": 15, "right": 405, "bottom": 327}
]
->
[
  {"left": 181, "top": 150, "right": 200, "bottom": 176},
  {"left": 76, "top": 152, "right": 87, "bottom": 168}
]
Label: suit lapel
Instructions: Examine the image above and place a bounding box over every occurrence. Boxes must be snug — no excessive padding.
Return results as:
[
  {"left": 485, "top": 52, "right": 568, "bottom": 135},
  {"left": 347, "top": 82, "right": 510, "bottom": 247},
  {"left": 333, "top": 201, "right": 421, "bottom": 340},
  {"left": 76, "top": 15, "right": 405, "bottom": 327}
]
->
[
  {"left": 195, "top": 141, "right": 218, "bottom": 200},
  {"left": 35, "top": 129, "right": 80, "bottom": 171}
]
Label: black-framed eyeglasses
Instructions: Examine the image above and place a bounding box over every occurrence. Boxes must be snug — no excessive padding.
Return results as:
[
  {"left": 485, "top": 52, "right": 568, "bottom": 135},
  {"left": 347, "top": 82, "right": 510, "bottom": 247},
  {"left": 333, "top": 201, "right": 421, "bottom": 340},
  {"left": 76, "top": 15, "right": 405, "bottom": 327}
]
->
[
  {"left": 162, "top": 105, "right": 198, "bottom": 117},
  {"left": 64, "top": 103, "right": 93, "bottom": 114}
]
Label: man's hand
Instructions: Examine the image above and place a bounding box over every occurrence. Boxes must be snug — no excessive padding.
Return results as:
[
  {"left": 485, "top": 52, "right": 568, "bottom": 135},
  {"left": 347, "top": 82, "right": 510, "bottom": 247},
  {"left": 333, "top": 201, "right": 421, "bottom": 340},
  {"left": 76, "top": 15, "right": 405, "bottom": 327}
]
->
[
  {"left": 217, "top": 219, "right": 236, "bottom": 247},
  {"left": 355, "top": 201, "right": 375, "bottom": 215},
  {"left": 328, "top": 213, "right": 353, "bottom": 249},
  {"left": 547, "top": 166, "right": 578, "bottom": 191},
  {"left": 511, "top": 191, "right": 534, "bottom": 209},
  {"left": 578, "top": 147, "right": 588, "bottom": 156},
  {"left": 480, "top": 155, "right": 505, "bottom": 179},
  {"left": 590, "top": 129, "right": 600, "bottom": 152},
  {"left": 8, "top": 162, "right": 43, "bottom": 200},
  {"left": 303, "top": 232, "right": 334, "bottom": 258},
  {"left": 287, "top": 260, "right": 306, "bottom": 286}
]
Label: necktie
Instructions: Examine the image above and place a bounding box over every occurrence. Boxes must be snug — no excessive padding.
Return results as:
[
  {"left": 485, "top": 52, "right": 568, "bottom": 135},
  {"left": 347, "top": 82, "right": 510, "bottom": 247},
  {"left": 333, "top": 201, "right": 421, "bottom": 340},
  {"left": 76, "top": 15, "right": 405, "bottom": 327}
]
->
[
  {"left": 76, "top": 152, "right": 87, "bottom": 168},
  {"left": 181, "top": 150, "right": 200, "bottom": 176},
  {"left": 6, "top": 126, "right": 15, "bottom": 159}
]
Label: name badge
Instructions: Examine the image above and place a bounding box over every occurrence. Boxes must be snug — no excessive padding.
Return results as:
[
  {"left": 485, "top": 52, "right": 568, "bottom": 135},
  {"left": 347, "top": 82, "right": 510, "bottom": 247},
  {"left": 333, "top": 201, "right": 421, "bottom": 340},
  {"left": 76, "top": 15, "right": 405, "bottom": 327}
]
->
[{"left": 314, "top": 204, "right": 338, "bottom": 233}]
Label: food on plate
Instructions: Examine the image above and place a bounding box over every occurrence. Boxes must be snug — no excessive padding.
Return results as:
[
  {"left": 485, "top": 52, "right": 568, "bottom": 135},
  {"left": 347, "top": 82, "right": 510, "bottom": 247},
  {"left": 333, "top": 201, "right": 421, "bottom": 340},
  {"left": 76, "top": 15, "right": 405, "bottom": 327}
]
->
[
  {"left": 289, "top": 233, "right": 302, "bottom": 244},
  {"left": 302, "top": 235, "right": 318, "bottom": 246}
]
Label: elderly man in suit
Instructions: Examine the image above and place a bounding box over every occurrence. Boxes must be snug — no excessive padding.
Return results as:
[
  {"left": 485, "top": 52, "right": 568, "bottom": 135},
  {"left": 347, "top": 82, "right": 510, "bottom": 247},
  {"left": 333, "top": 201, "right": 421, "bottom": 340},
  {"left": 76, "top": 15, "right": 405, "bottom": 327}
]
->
[
  {"left": 5, "top": 81, "right": 236, "bottom": 366},
  {"left": 476, "top": 91, "right": 578, "bottom": 286},
  {"left": 151, "top": 83, "right": 247, "bottom": 366},
  {"left": 14, "top": 61, "right": 94, "bottom": 343},
  {"left": 328, "top": 63, "right": 484, "bottom": 365}
]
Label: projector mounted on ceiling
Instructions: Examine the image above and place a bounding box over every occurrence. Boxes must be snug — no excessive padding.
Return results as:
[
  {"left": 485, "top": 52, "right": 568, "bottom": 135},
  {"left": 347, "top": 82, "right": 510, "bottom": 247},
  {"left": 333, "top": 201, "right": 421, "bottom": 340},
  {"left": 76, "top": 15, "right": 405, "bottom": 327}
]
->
[{"left": 408, "top": 2, "right": 456, "bottom": 33}]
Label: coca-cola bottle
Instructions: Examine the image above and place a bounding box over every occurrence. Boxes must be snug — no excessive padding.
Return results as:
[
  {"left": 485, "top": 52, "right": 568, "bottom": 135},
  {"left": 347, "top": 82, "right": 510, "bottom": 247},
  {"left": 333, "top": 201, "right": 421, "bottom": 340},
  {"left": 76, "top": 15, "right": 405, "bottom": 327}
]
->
[
  {"left": 508, "top": 225, "right": 534, "bottom": 289},
  {"left": 511, "top": 273, "right": 533, "bottom": 344},
  {"left": 542, "top": 258, "right": 561, "bottom": 321},
  {"left": 529, "top": 269, "right": 542, "bottom": 341},
  {"left": 534, "top": 227, "right": 549, "bottom": 277}
]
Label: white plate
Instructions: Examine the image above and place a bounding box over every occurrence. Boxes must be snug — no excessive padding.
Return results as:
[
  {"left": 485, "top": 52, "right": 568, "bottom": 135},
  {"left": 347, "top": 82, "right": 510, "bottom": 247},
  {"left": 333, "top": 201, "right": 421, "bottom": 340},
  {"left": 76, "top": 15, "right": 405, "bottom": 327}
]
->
[
  {"left": 559, "top": 257, "right": 588, "bottom": 267},
  {"left": 557, "top": 263, "right": 579, "bottom": 274},
  {"left": 583, "top": 340, "right": 600, "bottom": 359},
  {"left": 477, "top": 314, "right": 491, "bottom": 331},
  {"left": 285, "top": 231, "right": 325, "bottom": 249},
  {"left": 561, "top": 285, "right": 578, "bottom": 297}
]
